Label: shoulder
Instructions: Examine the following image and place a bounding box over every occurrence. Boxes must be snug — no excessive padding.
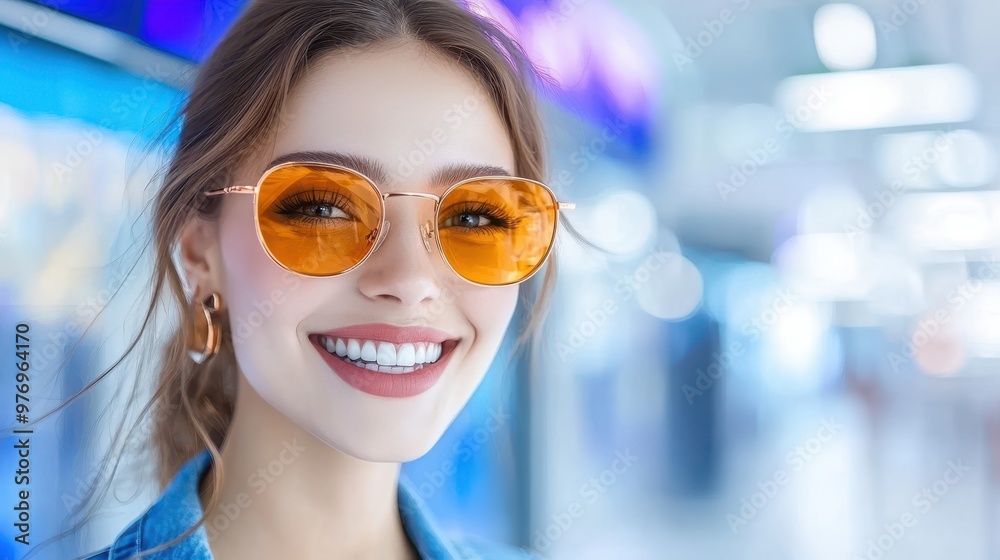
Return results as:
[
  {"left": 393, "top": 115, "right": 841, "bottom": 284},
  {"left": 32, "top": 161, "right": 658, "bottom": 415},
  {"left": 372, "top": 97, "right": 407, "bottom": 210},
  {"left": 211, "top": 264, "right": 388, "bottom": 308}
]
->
[
  {"left": 397, "top": 474, "right": 544, "bottom": 560},
  {"left": 81, "top": 509, "right": 149, "bottom": 559},
  {"left": 452, "top": 536, "right": 545, "bottom": 560},
  {"left": 81, "top": 514, "right": 143, "bottom": 559},
  {"left": 81, "top": 450, "right": 214, "bottom": 559},
  {"left": 84, "top": 548, "right": 110, "bottom": 559}
]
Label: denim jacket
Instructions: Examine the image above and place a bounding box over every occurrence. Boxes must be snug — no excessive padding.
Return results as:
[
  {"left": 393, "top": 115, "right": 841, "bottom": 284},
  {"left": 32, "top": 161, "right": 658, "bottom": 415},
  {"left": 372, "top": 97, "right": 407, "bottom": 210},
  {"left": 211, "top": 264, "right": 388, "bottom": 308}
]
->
[{"left": 85, "top": 449, "right": 539, "bottom": 560}]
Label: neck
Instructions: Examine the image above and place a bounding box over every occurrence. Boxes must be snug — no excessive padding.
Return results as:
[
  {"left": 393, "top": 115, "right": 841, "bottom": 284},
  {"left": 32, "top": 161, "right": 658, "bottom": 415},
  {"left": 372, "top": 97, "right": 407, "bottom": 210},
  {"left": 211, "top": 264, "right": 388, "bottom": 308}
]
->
[{"left": 199, "top": 375, "right": 419, "bottom": 560}]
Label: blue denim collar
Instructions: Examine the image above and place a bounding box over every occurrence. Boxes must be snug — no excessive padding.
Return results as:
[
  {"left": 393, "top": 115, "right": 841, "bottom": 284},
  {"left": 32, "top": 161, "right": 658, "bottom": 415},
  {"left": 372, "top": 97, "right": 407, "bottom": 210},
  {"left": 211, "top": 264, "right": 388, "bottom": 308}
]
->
[{"left": 110, "top": 448, "right": 463, "bottom": 559}]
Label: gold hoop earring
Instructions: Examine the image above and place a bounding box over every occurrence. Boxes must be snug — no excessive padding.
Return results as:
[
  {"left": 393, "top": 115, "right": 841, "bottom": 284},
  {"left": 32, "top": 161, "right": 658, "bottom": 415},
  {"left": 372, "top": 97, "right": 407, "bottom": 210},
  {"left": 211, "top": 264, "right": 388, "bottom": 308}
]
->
[{"left": 187, "top": 291, "right": 223, "bottom": 364}]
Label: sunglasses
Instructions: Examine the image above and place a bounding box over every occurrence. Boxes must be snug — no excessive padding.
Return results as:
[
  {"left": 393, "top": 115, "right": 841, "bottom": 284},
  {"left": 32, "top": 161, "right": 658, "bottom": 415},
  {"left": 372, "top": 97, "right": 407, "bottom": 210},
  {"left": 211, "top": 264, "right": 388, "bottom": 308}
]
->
[{"left": 203, "top": 161, "right": 575, "bottom": 286}]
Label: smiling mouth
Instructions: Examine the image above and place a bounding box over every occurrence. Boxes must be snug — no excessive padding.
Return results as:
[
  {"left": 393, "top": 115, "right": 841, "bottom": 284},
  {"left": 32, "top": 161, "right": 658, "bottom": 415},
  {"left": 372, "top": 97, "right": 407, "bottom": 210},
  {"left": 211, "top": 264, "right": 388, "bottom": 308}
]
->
[
  {"left": 308, "top": 323, "right": 461, "bottom": 398},
  {"left": 313, "top": 334, "right": 450, "bottom": 374}
]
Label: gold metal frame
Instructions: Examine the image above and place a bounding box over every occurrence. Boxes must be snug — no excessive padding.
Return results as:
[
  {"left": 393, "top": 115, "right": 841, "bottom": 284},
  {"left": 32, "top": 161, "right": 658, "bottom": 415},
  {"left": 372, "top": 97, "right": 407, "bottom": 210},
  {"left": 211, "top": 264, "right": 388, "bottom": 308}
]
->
[
  {"left": 204, "top": 160, "right": 576, "bottom": 286},
  {"left": 187, "top": 292, "right": 222, "bottom": 364}
]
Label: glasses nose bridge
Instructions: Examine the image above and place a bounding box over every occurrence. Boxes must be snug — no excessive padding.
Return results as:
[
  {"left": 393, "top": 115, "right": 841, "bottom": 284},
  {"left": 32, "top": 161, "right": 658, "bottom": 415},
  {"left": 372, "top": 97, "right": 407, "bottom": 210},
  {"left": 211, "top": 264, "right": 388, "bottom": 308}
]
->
[
  {"left": 382, "top": 191, "right": 440, "bottom": 203},
  {"left": 376, "top": 191, "right": 439, "bottom": 254}
]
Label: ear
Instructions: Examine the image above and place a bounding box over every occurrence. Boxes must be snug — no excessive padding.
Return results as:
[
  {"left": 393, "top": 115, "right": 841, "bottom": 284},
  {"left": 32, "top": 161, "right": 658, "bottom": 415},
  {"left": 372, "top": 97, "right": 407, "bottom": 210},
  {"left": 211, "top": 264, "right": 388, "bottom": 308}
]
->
[{"left": 178, "top": 217, "right": 224, "bottom": 300}]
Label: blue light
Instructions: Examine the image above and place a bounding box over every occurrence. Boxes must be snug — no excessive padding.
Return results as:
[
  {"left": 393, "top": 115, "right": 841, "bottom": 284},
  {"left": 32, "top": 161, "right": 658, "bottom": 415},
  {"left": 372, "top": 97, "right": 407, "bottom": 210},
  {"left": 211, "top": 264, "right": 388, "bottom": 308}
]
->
[{"left": 28, "top": 0, "right": 250, "bottom": 62}]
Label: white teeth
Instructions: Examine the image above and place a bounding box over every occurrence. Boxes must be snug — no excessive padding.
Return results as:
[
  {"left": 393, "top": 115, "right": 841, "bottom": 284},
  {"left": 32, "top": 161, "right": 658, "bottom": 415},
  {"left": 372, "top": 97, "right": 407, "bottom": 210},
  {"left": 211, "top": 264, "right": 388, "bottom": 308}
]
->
[
  {"left": 318, "top": 336, "right": 448, "bottom": 370},
  {"left": 397, "top": 343, "right": 415, "bottom": 367},
  {"left": 376, "top": 342, "right": 396, "bottom": 366},
  {"left": 347, "top": 339, "right": 361, "bottom": 360},
  {"left": 361, "top": 341, "right": 377, "bottom": 362}
]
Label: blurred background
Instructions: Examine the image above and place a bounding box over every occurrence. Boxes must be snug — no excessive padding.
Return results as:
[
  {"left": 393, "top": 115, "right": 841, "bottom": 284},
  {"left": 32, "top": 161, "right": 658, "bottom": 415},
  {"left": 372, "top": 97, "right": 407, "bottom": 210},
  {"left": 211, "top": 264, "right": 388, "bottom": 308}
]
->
[{"left": 1, "top": 0, "right": 999, "bottom": 558}]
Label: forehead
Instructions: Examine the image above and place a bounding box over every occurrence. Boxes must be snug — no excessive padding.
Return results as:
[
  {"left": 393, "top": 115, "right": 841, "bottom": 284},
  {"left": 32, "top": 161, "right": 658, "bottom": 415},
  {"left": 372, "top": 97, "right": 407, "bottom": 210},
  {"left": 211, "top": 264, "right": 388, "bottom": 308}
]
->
[{"left": 266, "top": 41, "right": 517, "bottom": 189}]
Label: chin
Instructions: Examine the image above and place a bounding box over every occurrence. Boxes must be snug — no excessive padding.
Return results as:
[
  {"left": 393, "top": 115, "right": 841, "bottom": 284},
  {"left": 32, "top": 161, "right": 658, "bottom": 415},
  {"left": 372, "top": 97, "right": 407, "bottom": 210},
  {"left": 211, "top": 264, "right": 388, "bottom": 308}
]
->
[
  {"left": 298, "top": 392, "right": 461, "bottom": 463},
  {"left": 318, "top": 424, "right": 445, "bottom": 463}
]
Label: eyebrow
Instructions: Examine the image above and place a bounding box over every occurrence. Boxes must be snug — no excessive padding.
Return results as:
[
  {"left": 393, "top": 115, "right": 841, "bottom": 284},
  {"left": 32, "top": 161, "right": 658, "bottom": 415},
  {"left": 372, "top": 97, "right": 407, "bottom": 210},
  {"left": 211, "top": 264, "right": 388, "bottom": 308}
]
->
[{"left": 266, "top": 150, "right": 514, "bottom": 188}]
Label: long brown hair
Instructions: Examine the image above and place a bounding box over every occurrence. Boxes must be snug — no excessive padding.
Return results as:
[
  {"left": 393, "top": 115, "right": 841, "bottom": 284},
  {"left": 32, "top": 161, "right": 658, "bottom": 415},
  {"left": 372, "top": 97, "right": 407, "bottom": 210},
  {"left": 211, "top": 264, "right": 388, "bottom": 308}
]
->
[{"left": 43, "top": 1, "right": 569, "bottom": 558}]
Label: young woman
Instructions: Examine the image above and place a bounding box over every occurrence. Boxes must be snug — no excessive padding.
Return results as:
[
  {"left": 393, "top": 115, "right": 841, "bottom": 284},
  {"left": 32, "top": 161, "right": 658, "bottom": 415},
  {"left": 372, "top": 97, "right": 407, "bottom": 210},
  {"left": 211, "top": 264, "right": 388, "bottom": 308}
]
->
[{"left": 75, "top": 0, "right": 577, "bottom": 558}]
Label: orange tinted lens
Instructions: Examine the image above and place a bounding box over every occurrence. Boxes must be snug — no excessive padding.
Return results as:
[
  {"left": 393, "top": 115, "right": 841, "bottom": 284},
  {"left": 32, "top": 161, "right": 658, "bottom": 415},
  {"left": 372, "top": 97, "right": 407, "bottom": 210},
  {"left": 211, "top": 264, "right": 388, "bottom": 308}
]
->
[
  {"left": 256, "top": 164, "right": 382, "bottom": 276},
  {"left": 437, "top": 178, "right": 557, "bottom": 285}
]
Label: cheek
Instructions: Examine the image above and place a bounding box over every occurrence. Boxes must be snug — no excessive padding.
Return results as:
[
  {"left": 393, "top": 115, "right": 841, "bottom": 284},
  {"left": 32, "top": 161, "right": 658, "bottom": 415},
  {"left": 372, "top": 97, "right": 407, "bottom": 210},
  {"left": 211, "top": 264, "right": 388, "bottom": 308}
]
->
[
  {"left": 217, "top": 197, "right": 289, "bottom": 315},
  {"left": 461, "top": 284, "right": 519, "bottom": 347},
  {"left": 216, "top": 198, "right": 310, "bottom": 379}
]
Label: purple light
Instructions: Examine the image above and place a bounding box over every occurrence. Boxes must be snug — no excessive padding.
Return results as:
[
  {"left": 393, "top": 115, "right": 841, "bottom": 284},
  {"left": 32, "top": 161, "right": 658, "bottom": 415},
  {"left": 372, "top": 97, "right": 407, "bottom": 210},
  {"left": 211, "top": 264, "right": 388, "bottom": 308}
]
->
[
  {"left": 464, "top": 0, "right": 658, "bottom": 133},
  {"left": 465, "top": 0, "right": 521, "bottom": 43},
  {"left": 583, "top": 3, "right": 658, "bottom": 121},
  {"left": 142, "top": 0, "right": 206, "bottom": 61},
  {"left": 519, "top": 5, "right": 589, "bottom": 90}
]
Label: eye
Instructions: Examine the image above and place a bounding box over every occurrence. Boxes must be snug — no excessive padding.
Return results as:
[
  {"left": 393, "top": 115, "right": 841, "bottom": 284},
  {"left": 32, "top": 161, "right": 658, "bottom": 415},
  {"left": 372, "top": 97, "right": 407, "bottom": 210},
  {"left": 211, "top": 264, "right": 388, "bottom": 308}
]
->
[
  {"left": 439, "top": 201, "right": 522, "bottom": 235},
  {"left": 443, "top": 213, "right": 492, "bottom": 228},
  {"left": 272, "top": 189, "right": 354, "bottom": 225},
  {"left": 301, "top": 203, "right": 348, "bottom": 220}
]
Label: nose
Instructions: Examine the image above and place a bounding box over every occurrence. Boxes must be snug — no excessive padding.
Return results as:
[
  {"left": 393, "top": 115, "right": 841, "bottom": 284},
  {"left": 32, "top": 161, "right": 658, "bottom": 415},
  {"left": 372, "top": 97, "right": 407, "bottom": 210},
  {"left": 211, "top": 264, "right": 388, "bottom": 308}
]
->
[{"left": 355, "top": 198, "right": 443, "bottom": 306}]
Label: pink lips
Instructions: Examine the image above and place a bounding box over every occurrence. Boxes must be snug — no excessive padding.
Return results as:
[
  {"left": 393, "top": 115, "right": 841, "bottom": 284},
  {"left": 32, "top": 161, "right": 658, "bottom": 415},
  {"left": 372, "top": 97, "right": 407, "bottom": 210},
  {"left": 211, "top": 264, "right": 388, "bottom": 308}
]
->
[{"left": 309, "top": 323, "right": 459, "bottom": 398}]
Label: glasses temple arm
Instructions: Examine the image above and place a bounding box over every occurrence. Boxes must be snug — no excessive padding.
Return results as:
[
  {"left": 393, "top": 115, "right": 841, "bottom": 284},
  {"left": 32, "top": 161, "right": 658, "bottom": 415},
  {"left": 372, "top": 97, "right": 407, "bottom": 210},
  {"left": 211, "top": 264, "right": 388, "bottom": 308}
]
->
[{"left": 203, "top": 185, "right": 256, "bottom": 197}]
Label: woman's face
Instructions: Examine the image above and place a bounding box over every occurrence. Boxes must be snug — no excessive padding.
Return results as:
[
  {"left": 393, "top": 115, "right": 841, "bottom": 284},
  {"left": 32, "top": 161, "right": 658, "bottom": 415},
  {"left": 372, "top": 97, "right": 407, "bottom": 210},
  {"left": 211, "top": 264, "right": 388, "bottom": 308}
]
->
[{"left": 196, "top": 42, "right": 519, "bottom": 461}]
